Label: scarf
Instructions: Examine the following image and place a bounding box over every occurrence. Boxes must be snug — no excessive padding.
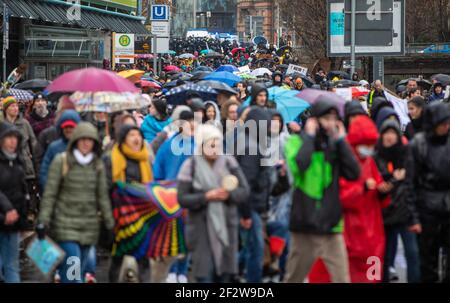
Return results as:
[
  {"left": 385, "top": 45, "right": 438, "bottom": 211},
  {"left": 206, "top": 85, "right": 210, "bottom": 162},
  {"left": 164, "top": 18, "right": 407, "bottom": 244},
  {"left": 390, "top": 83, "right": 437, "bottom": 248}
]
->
[
  {"left": 73, "top": 149, "right": 94, "bottom": 166},
  {"left": 33, "top": 107, "right": 49, "bottom": 119},
  {"left": 192, "top": 155, "right": 231, "bottom": 275},
  {"left": 111, "top": 143, "right": 153, "bottom": 183},
  {"left": 1, "top": 149, "right": 17, "bottom": 161}
]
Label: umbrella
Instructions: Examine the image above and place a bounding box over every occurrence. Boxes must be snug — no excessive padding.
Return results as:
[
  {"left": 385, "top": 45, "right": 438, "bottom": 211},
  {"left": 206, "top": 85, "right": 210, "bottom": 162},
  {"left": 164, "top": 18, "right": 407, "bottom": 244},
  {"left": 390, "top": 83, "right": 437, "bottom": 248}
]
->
[
  {"left": 335, "top": 87, "right": 370, "bottom": 101},
  {"left": 197, "top": 80, "right": 237, "bottom": 95},
  {"left": 165, "top": 83, "right": 218, "bottom": 105},
  {"left": 240, "top": 73, "right": 257, "bottom": 80},
  {"left": 169, "top": 72, "right": 193, "bottom": 81},
  {"left": 253, "top": 36, "right": 268, "bottom": 46},
  {"left": 251, "top": 68, "right": 273, "bottom": 77},
  {"left": 179, "top": 53, "right": 196, "bottom": 59},
  {"left": 13, "top": 79, "right": 51, "bottom": 91},
  {"left": 163, "top": 79, "right": 188, "bottom": 89},
  {"left": 333, "top": 80, "right": 361, "bottom": 88},
  {"left": 193, "top": 66, "right": 213, "bottom": 73},
  {"left": 164, "top": 65, "right": 181, "bottom": 72},
  {"left": 135, "top": 54, "right": 154, "bottom": 59},
  {"left": 117, "top": 70, "right": 145, "bottom": 84},
  {"left": 396, "top": 78, "right": 432, "bottom": 91},
  {"left": 168, "top": 50, "right": 176, "bottom": 55},
  {"left": 136, "top": 80, "right": 161, "bottom": 90},
  {"left": 289, "top": 73, "right": 315, "bottom": 88},
  {"left": 200, "top": 49, "right": 211, "bottom": 55},
  {"left": 277, "top": 64, "right": 289, "bottom": 70},
  {"left": 205, "top": 51, "right": 224, "bottom": 58},
  {"left": 203, "top": 71, "right": 241, "bottom": 87},
  {"left": 267, "top": 87, "right": 310, "bottom": 122},
  {"left": 190, "top": 71, "right": 211, "bottom": 82},
  {"left": 6, "top": 88, "right": 34, "bottom": 101},
  {"left": 431, "top": 74, "right": 450, "bottom": 86},
  {"left": 328, "top": 71, "right": 350, "bottom": 80},
  {"left": 231, "top": 48, "right": 246, "bottom": 56},
  {"left": 141, "top": 77, "right": 162, "bottom": 87},
  {"left": 296, "top": 88, "right": 346, "bottom": 117},
  {"left": 216, "top": 65, "right": 239, "bottom": 73},
  {"left": 70, "top": 92, "right": 150, "bottom": 113},
  {"left": 46, "top": 67, "right": 139, "bottom": 93}
]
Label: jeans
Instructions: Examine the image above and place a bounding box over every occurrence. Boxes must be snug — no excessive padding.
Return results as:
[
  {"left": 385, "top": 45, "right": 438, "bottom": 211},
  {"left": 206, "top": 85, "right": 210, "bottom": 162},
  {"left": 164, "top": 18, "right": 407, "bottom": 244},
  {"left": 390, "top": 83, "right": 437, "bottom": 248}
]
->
[
  {"left": 383, "top": 225, "right": 421, "bottom": 283},
  {"left": 58, "top": 241, "right": 93, "bottom": 283},
  {"left": 85, "top": 246, "right": 96, "bottom": 275},
  {"left": 240, "top": 211, "right": 264, "bottom": 283},
  {"left": 169, "top": 255, "right": 190, "bottom": 276},
  {"left": 0, "top": 232, "right": 20, "bottom": 283}
]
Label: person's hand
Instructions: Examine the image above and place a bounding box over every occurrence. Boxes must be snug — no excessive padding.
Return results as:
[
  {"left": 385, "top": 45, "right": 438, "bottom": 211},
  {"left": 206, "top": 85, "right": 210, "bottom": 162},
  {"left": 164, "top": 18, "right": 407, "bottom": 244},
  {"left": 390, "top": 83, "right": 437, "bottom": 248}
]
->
[
  {"left": 240, "top": 218, "right": 252, "bottom": 229},
  {"left": 365, "top": 178, "right": 377, "bottom": 191},
  {"left": 304, "top": 118, "right": 319, "bottom": 136},
  {"left": 288, "top": 122, "right": 301, "bottom": 133},
  {"left": 35, "top": 223, "right": 46, "bottom": 240},
  {"left": 408, "top": 224, "right": 422, "bottom": 234},
  {"left": 377, "top": 182, "right": 394, "bottom": 194},
  {"left": 5, "top": 209, "right": 19, "bottom": 225},
  {"left": 205, "top": 188, "right": 229, "bottom": 201},
  {"left": 393, "top": 169, "right": 406, "bottom": 181},
  {"left": 333, "top": 121, "right": 346, "bottom": 140}
]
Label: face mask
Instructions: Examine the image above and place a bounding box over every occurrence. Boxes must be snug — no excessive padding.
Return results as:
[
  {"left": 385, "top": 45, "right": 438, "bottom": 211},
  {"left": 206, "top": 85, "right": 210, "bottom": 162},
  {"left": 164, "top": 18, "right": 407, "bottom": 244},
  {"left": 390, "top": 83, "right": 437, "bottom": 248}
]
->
[{"left": 357, "top": 146, "right": 374, "bottom": 158}]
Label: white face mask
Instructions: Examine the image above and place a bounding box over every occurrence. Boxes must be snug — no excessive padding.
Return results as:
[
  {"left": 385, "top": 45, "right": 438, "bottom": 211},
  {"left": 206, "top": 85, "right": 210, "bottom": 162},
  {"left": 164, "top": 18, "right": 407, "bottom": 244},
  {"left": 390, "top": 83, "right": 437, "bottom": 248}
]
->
[{"left": 357, "top": 146, "right": 374, "bottom": 158}]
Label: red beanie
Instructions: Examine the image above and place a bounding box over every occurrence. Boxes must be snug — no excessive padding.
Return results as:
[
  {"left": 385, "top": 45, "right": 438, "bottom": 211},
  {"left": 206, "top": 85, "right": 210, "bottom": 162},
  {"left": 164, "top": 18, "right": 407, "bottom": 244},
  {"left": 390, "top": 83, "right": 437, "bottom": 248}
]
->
[{"left": 347, "top": 115, "right": 379, "bottom": 146}]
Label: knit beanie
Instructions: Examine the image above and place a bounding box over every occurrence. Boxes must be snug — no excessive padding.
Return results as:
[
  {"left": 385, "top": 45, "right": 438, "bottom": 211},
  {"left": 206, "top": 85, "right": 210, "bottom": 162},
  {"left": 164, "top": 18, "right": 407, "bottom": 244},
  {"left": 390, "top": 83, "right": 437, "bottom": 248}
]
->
[{"left": 2, "top": 96, "right": 17, "bottom": 112}]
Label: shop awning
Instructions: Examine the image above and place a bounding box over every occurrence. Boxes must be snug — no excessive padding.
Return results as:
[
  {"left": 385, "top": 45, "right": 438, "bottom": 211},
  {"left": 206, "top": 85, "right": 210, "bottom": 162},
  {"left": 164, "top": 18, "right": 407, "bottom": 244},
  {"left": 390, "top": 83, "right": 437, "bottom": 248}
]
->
[{"left": 0, "top": 0, "right": 148, "bottom": 34}]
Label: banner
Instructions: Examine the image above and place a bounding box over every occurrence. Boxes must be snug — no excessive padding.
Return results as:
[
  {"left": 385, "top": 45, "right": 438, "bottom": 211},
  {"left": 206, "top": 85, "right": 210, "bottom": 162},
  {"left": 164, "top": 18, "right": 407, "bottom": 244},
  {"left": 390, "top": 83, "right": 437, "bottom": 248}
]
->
[{"left": 286, "top": 64, "right": 308, "bottom": 76}]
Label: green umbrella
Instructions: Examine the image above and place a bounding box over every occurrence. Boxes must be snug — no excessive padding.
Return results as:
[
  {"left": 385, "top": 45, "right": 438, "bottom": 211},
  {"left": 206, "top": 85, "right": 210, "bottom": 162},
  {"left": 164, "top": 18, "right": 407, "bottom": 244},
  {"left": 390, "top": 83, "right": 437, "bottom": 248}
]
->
[
  {"left": 168, "top": 50, "right": 176, "bottom": 55},
  {"left": 200, "top": 49, "right": 210, "bottom": 55},
  {"left": 240, "top": 73, "right": 256, "bottom": 80}
]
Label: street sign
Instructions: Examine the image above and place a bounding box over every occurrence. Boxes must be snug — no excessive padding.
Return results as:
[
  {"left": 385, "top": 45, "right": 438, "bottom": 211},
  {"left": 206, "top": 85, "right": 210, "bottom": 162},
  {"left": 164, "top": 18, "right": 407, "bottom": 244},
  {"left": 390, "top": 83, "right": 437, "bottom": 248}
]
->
[
  {"left": 206, "top": 11, "right": 212, "bottom": 18},
  {"left": 114, "top": 33, "right": 135, "bottom": 64},
  {"left": 152, "top": 37, "right": 170, "bottom": 54},
  {"left": 286, "top": 64, "right": 308, "bottom": 77},
  {"left": 343, "top": 59, "right": 361, "bottom": 69},
  {"left": 327, "top": 0, "right": 405, "bottom": 56},
  {"left": 151, "top": 21, "right": 170, "bottom": 36},
  {"left": 151, "top": 5, "right": 169, "bottom": 21}
]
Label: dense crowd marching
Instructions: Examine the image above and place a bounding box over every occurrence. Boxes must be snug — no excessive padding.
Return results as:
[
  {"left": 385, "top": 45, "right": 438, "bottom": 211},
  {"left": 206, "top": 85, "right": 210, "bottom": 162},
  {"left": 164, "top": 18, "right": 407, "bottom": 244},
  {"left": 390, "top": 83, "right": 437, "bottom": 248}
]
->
[{"left": 0, "top": 37, "right": 450, "bottom": 284}]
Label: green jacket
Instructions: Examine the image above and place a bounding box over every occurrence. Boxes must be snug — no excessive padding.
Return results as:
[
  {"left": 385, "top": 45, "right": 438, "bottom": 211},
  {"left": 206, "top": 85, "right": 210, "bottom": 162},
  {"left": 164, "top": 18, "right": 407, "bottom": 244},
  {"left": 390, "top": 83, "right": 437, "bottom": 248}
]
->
[{"left": 39, "top": 122, "right": 114, "bottom": 245}]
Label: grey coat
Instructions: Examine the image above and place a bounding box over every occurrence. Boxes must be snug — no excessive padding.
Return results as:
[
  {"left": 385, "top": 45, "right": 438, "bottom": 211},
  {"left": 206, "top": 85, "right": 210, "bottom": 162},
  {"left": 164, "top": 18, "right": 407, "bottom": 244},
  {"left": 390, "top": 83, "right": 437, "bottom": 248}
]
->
[{"left": 177, "top": 156, "right": 250, "bottom": 279}]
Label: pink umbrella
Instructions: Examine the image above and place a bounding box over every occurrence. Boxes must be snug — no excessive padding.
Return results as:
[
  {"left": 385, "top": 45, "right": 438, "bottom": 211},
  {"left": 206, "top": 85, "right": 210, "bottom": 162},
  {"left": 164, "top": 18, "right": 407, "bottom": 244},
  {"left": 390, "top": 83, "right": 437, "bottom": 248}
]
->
[
  {"left": 164, "top": 65, "right": 181, "bottom": 72},
  {"left": 137, "top": 80, "right": 161, "bottom": 89},
  {"left": 46, "top": 67, "right": 139, "bottom": 93}
]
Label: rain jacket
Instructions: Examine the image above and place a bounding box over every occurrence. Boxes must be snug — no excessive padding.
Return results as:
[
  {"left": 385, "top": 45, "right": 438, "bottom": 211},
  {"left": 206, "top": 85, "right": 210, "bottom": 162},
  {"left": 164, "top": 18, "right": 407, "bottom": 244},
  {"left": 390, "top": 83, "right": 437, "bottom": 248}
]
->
[
  {"left": 141, "top": 114, "right": 172, "bottom": 143},
  {"left": 309, "top": 116, "right": 390, "bottom": 283},
  {"left": 39, "top": 122, "right": 114, "bottom": 245}
]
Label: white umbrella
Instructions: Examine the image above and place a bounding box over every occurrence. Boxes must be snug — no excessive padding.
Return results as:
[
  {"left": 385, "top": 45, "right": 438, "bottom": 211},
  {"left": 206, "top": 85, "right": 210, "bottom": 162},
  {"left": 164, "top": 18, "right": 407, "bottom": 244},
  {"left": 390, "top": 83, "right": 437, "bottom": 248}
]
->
[
  {"left": 179, "top": 53, "right": 196, "bottom": 59},
  {"left": 251, "top": 68, "right": 272, "bottom": 77}
]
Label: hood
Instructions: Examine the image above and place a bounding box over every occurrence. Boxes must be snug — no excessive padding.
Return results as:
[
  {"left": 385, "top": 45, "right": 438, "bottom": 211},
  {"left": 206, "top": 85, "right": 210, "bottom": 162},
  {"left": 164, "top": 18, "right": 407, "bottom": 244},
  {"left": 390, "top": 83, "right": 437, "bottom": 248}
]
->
[
  {"left": 370, "top": 97, "right": 393, "bottom": 122},
  {"left": 245, "top": 106, "right": 271, "bottom": 139},
  {"left": 0, "top": 122, "right": 22, "bottom": 148},
  {"left": 250, "top": 84, "right": 269, "bottom": 106},
  {"left": 423, "top": 102, "right": 450, "bottom": 133},
  {"left": 268, "top": 108, "right": 285, "bottom": 134},
  {"left": 204, "top": 101, "right": 221, "bottom": 122},
  {"left": 379, "top": 119, "right": 402, "bottom": 139},
  {"left": 56, "top": 110, "right": 81, "bottom": 138},
  {"left": 344, "top": 100, "right": 367, "bottom": 127},
  {"left": 347, "top": 115, "right": 379, "bottom": 147},
  {"left": 310, "top": 96, "right": 339, "bottom": 118},
  {"left": 272, "top": 71, "right": 284, "bottom": 86},
  {"left": 67, "top": 122, "right": 101, "bottom": 156},
  {"left": 375, "top": 107, "right": 400, "bottom": 130}
]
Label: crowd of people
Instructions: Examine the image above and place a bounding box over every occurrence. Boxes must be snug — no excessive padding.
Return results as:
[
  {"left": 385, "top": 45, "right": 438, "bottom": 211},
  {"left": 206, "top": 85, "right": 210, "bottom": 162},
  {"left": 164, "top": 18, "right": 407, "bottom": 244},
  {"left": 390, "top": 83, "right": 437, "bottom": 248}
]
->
[{"left": 0, "top": 40, "right": 450, "bottom": 284}]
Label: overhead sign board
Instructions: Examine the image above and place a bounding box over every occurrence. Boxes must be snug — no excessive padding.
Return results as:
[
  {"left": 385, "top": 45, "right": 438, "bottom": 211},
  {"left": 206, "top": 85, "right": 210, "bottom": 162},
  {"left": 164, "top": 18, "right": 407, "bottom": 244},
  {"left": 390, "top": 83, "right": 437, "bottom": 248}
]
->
[
  {"left": 114, "top": 33, "right": 135, "bottom": 64},
  {"left": 327, "top": 0, "right": 405, "bottom": 56},
  {"left": 151, "top": 5, "right": 169, "bottom": 21}
]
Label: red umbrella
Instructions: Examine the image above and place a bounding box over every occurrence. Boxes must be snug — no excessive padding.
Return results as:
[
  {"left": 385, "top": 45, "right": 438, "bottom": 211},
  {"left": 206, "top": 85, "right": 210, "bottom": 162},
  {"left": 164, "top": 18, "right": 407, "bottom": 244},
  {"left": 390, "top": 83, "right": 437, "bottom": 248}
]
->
[
  {"left": 231, "top": 48, "right": 246, "bottom": 56},
  {"left": 137, "top": 80, "right": 161, "bottom": 89},
  {"left": 46, "top": 67, "right": 139, "bottom": 93},
  {"left": 164, "top": 65, "right": 181, "bottom": 72}
]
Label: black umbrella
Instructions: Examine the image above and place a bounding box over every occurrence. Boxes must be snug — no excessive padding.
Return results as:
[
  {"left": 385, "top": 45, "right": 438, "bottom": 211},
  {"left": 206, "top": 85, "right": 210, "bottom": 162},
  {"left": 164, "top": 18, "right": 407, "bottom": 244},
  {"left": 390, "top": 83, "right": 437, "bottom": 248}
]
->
[
  {"left": 164, "top": 83, "right": 218, "bottom": 105},
  {"left": 193, "top": 66, "right": 213, "bottom": 73},
  {"left": 14, "top": 79, "right": 51, "bottom": 92},
  {"left": 290, "top": 73, "right": 314, "bottom": 88},
  {"left": 205, "top": 51, "right": 224, "bottom": 58},
  {"left": 276, "top": 46, "right": 292, "bottom": 56},
  {"left": 163, "top": 79, "right": 188, "bottom": 89},
  {"left": 327, "top": 71, "right": 350, "bottom": 80},
  {"left": 197, "top": 80, "right": 237, "bottom": 95},
  {"left": 333, "top": 80, "right": 361, "bottom": 88},
  {"left": 169, "top": 72, "right": 193, "bottom": 81},
  {"left": 431, "top": 74, "right": 450, "bottom": 86},
  {"left": 396, "top": 78, "right": 432, "bottom": 91},
  {"left": 190, "top": 71, "right": 211, "bottom": 82}
]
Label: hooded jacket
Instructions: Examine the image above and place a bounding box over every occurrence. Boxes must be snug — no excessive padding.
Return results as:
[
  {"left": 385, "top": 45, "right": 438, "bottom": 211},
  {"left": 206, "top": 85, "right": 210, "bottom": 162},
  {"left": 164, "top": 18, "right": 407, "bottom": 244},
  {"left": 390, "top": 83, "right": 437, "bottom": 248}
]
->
[
  {"left": 204, "top": 101, "right": 222, "bottom": 128},
  {"left": 309, "top": 116, "right": 389, "bottom": 283},
  {"left": 272, "top": 71, "right": 284, "bottom": 87},
  {"left": 375, "top": 107, "right": 400, "bottom": 130},
  {"left": 141, "top": 114, "right": 172, "bottom": 143},
  {"left": 39, "top": 122, "right": 114, "bottom": 245},
  {"left": 235, "top": 106, "right": 273, "bottom": 218},
  {"left": 0, "top": 122, "right": 28, "bottom": 232},
  {"left": 285, "top": 101, "right": 360, "bottom": 234},
  {"left": 428, "top": 83, "right": 445, "bottom": 103},
  {"left": 39, "top": 110, "right": 81, "bottom": 189},
  {"left": 370, "top": 97, "right": 393, "bottom": 123},
  {"left": 250, "top": 84, "right": 269, "bottom": 107},
  {"left": 405, "top": 102, "right": 450, "bottom": 223},
  {"left": 344, "top": 100, "right": 367, "bottom": 129}
]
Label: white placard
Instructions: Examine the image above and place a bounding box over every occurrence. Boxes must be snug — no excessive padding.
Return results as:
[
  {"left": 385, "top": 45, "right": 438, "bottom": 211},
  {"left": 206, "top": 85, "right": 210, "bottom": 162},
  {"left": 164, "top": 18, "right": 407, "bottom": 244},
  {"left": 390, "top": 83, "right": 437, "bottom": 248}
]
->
[{"left": 286, "top": 64, "right": 308, "bottom": 76}]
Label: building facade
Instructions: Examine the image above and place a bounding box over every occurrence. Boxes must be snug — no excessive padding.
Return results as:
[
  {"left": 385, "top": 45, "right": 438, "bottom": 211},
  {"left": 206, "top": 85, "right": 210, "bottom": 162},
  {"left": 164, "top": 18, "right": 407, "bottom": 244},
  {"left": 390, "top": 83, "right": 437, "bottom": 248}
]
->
[
  {"left": 1, "top": 0, "right": 147, "bottom": 80},
  {"left": 236, "top": 0, "right": 277, "bottom": 44}
]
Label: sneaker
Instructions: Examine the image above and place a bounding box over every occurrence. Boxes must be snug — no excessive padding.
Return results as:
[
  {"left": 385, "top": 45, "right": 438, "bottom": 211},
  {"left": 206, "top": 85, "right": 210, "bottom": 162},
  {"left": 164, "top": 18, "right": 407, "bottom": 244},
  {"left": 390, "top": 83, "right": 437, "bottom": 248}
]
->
[
  {"left": 177, "top": 275, "right": 188, "bottom": 283},
  {"left": 166, "top": 273, "right": 178, "bottom": 283},
  {"left": 389, "top": 267, "right": 399, "bottom": 281},
  {"left": 85, "top": 273, "right": 97, "bottom": 283}
]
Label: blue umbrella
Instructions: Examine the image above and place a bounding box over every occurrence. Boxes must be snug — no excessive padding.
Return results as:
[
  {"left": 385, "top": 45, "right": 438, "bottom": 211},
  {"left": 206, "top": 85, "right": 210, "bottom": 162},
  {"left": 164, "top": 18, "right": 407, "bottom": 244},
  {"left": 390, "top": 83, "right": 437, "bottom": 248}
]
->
[
  {"left": 204, "top": 71, "right": 241, "bottom": 87},
  {"left": 267, "top": 87, "right": 311, "bottom": 122},
  {"left": 194, "top": 66, "right": 213, "bottom": 73},
  {"left": 216, "top": 65, "right": 239, "bottom": 73},
  {"left": 165, "top": 83, "right": 218, "bottom": 105}
]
